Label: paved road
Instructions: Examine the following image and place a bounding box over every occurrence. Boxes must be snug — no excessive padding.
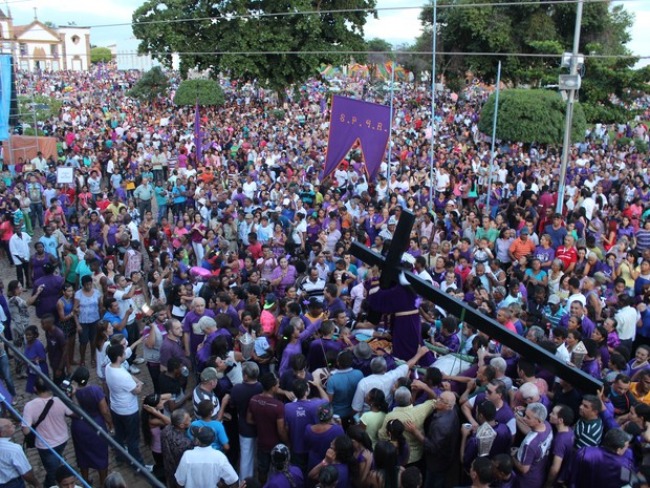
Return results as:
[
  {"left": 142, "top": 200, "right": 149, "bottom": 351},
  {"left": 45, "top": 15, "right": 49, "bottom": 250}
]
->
[{"left": 3, "top": 227, "right": 160, "bottom": 488}]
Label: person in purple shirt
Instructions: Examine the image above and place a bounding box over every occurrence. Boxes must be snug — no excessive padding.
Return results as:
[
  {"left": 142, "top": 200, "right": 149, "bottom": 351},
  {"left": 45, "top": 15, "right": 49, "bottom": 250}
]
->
[
  {"left": 278, "top": 318, "right": 321, "bottom": 376},
  {"left": 197, "top": 315, "right": 233, "bottom": 367},
  {"left": 547, "top": 404, "right": 575, "bottom": 488},
  {"left": 284, "top": 378, "right": 328, "bottom": 474},
  {"left": 571, "top": 428, "right": 635, "bottom": 488},
  {"left": 182, "top": 297, "right": 216, "bottom": 358},
  {"left": 432, "top": 318, "right": 461, "bottom": 353},
  {"left": 307, "top": 321, "right": 344, "bottom": 371},
  {"left": 32, "top": 262, "right": 64, "bottom": 319},
  {"left": 559, "top": 301, "right": 595, "bottom": 339},
  {"left": 307, "top": 434, "right": 352, "bottom": 488},
  {"left": 215, "top": 292, "right": 241, "bottom": 331},
  {"left": 461, "top": 400, "right": 512, "bottom": 471},
  {"left": 264, "top": 443, "right": 305, "bottom": 488},
  {"left": 512, "top": 403, "right": 553, "bottom": 488},
  {"left": 41, "top": 313, "right": 67, "bottom": 384},
  {"left": 323, "top": 284, "right": 346, "bottom": 317},
  {"left": 581, "top": 339, "right": 602, "bottom": 379}
]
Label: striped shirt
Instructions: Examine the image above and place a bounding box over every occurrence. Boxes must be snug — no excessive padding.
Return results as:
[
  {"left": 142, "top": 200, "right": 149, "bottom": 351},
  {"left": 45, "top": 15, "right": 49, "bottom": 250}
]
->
[{"left": 574, "top": 417, "right": 603, "bottom": 449}]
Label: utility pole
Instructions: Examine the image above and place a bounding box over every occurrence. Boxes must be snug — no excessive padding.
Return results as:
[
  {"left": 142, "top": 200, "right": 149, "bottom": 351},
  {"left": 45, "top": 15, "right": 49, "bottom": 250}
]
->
[
  {"left": 428, "top": 0, "right": 437, "bottom": 210},
  {"left": 555, "top": 0, "right": 584, "bottom": 214}
]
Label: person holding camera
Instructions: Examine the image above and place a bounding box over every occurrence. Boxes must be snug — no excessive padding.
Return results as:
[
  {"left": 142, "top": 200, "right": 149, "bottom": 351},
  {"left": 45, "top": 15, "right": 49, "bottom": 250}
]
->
[{"left": 21, "top": 377, "right": 74, "bottom": 488}]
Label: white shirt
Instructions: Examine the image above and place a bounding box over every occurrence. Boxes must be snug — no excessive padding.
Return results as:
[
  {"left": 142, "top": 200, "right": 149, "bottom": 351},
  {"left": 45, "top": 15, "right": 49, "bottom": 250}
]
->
[
  {"left": 175, "top": 445, "right": 238, "bottom": 488},
  {"left": 8, "top": 232, "right": 31, "bottom": 265},
  {"left": 352, "top": 364, "right": 408, "bottom": 413},
  {"left": 616, "top": 306, "right": 639, "bottom": 341},
  {"left": 105, "top": 364, "right": 139, "bottom": 415},
  {"left": 0, "top": 437, "right": 33, "bottom": 483}
]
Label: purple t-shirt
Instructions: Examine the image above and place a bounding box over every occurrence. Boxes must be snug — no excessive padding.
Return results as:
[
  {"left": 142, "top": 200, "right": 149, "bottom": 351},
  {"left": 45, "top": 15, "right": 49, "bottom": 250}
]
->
[
  {"left": 552, "top": 430, "right": 575, "bottom": 485},
  {"left": 304, "top": 423, "right": 345, "bottom": 471},
  {"left": 515, "top": 422, "right": 553, "bottom": 488},
  {"left": 533, "top": 246, "right": 555, "bottom": 266},
  {"left": 230, "top": 382, "right": 263, "bottom": 438},
  {"left": 284, "top": 399, "right": 328, "bottom": 454},
  {"left": 182, "top": 309, "right": 216, "bottom": 356},
  {"left": 45, "top": 326, "right": 66, "bottom": 372},
  {"left": 263, "top": 465, "right": 304, "bottom": 488},
  {"left": 463, "top": 422, "right": 512, "bottom": 470},
  {"left": 572, "top": 446, "right": 634, "bottom": 488},
  {"left": 33, "top": 274, "right": 65, "bottom": 318}
]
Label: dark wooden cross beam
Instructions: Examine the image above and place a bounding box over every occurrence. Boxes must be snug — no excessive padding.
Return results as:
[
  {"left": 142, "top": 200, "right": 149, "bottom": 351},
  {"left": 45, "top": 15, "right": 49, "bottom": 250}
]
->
[{"left": 350, "top": 209, "right": 602, "bottom": 393}]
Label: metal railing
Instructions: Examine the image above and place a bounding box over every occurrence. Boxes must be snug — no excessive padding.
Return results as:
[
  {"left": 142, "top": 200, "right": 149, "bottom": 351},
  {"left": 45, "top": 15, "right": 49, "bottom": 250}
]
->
[{"left": 0, "top": 334, "right": 165, "bottom": 488}]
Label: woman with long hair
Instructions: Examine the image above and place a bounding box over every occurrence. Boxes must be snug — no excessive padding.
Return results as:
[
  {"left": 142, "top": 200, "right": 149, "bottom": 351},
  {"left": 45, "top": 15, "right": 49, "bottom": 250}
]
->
[
  {"left": 360, "top": 389, "right": 388, "bottom": 447},
  {"left": 386, "top": 419, "right": 410, "bottom": 467},
  {"left": 265, "top": 443, "right": 304, "bottom": 488},
  {"left": 70, "top": 366, "right": 112, "bottom": 487},
  {"left": 57, "top": 282, "right": 78, "bottom": 370},
  {"left": 366, "top": 441, "right": 402, "bottom": 488},
  {"left": 308, "top": 435, "right": 356, "bottom": 488},
  {"left": 92, "top": 320, "right": 113, "bottom": 387},
  {"left": 141, "top": 393, "right": 171, "bottom": 478},
  {"left": 347, "top": 425, "right": 373, "bottom": 488}
]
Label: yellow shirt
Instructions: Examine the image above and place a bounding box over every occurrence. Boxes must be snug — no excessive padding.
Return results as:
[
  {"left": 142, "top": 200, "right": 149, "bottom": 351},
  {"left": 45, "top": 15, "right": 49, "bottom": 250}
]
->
[
  {"left": 631, "top": 382, "right": 650, "bottom": 405},
  {"left": 378, "top": 400, "right": 436, "bottom": 464}
]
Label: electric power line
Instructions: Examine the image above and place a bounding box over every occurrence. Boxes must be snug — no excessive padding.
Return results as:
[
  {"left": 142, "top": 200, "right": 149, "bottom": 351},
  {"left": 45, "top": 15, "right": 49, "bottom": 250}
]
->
[
  {"left": 89, "top": 0, "right": 642, "bottom": 29},
  {"left": 112, "top": 50, "right": 650, "bottom": 60}
]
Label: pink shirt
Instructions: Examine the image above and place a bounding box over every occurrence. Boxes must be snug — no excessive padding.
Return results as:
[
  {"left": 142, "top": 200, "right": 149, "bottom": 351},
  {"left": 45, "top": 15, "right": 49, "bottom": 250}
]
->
[{"left": 22, "top": 396, "right": 72, "bottom": 449}]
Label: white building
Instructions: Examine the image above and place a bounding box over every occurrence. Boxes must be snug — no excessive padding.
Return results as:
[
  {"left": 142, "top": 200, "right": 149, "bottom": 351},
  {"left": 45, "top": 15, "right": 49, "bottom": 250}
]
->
[{"left": 0, "top": 8, "right": 90, "bottom": 71}]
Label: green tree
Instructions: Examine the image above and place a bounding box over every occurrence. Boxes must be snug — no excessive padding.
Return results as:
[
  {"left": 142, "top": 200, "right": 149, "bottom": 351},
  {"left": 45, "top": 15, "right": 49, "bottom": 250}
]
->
[
  {"left": 132, "top": 0, "right": 377, "bottom": 95},
  {"left": 128, "top": 66, "right": 170, "bottom": 101},
  {"left": 90, "top": 47, "right": 113, "bottom": 64},
  {"left": 477, "top": 89, "right": 586, "bottom": 144},
  {"left": 18, "top": 95, "right": 63, "bottom": 123},
  {"left": 173, "top": 79, "right": 225, "bottom": 106},
  {"left": 416, "top": 0, "right": 649, "bottom": 105}
]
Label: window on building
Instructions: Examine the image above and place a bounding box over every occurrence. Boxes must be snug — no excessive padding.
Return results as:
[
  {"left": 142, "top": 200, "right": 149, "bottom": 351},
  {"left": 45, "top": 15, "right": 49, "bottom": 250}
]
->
[
  {"left": 71, "top": 35, "right": 80, "bottom": 45},
  {"left": 50, "top": 45, "right": 57, "bottom": 57},
  {"left": 19, "top": 43, "right": 27, "bottom": 56}
]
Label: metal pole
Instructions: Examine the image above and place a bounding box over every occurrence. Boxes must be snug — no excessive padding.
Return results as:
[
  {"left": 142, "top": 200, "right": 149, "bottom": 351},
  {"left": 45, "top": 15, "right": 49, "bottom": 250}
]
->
[
  {"left": 0, "top": 336, "right": 166, "bottom": 488},
  {"left": 486, "top": 61, "right": 502, "bottom": 217},
  {"left": 386, "top": 61, "right": 395, "bottom": 188},
  {"left": 555, "top": 0, "right": 583, "bottom": 214},
  {"left": 429, "top": 0, "right": 437, "bottom": 210}
]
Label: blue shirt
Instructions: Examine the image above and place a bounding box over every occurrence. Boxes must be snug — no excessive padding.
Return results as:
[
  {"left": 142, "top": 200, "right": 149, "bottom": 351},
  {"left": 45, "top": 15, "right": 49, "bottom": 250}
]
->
[
  {"left": 188, "top": 419, "right": 229, "bottom": 452},
  {"left": 39, "top": 235, "right": 59, "bottom": 258},
  {"left": 326, "top": 368, "right": 364, "bottom": 417}
]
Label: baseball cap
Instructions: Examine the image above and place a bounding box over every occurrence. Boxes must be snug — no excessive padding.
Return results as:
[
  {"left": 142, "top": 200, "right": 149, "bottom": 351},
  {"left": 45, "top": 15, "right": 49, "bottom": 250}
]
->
[
  {"left": 264, "top": 293, "right": 277, "bottom": 310},
  {"left": 200, "top": 367, "right": 219, "bottom": 382},
  {"left": 547, "top": 295, "right": 561, "bottom": 305}
]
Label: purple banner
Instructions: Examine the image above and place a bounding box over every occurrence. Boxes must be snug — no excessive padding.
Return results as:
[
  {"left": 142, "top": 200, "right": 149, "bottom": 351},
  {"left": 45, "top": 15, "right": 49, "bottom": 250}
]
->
[
  {"left": 194, "top": 100, "right": 202, "bottom": 165},
  {"left": 322, "top": 95, "right": 391, "bottom": 180}
]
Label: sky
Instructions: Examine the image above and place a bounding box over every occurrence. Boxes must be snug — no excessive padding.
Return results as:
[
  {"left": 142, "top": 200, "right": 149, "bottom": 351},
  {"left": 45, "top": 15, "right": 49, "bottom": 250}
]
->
[{"left": 4, "top": 0, "right": 649, "bottom": 67}]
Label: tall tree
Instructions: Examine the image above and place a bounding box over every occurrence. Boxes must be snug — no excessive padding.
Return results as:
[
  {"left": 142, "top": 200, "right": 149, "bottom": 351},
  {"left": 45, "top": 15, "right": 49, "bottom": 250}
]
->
[
  {"left": 132, "top": 0, "right": 377, "bottom": 95},
  {"left": 128, "top": 66, "right": 170, "bottom": 102},
  {"left": 416, "top": 0, "right": 649, "bottom": 110},
  {"left": 90, "top": 47, "right": 113, "bottom": 64}
]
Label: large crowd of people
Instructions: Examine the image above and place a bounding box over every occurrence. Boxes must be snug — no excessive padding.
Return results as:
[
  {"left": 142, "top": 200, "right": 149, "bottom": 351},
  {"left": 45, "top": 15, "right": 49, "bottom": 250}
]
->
[{"left": 0, "top": 64, "right": 650, "bottom": 488}]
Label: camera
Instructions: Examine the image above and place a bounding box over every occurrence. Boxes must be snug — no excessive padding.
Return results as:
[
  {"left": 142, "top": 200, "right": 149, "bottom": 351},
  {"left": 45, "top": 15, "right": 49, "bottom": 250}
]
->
[{"left": 61, "top": 378, "right": 74, "bottom": 397}]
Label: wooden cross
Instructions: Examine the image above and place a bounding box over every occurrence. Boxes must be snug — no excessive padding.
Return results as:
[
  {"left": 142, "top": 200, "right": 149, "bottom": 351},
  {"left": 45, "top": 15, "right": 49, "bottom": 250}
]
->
[{"left": 350, "top": 209, "right": 602, "bottom": 393}]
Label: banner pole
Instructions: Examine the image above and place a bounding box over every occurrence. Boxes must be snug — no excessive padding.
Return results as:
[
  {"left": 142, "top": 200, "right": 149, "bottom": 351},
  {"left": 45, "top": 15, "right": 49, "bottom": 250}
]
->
[{"left": 386, "top": 62, "right": 395, "bottom": 191}]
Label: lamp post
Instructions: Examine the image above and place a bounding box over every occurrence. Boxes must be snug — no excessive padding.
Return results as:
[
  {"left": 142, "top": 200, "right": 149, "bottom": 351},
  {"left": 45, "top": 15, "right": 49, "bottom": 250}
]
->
[
  {"left": 428, "top": 0, "right": 437, "bottom": 209},
  {"left": 555, "top": 0, "right": 584, "bottom": 214}
]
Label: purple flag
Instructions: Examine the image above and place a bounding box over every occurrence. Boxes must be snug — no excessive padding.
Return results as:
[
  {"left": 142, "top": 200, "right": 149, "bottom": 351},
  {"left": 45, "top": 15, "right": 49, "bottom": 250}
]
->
[
  {"left": 322, "top": 95, "right": 390, "bottom": 180},
  {"left": 194, "top": 100, "right": 202, "bottom": 165}
]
